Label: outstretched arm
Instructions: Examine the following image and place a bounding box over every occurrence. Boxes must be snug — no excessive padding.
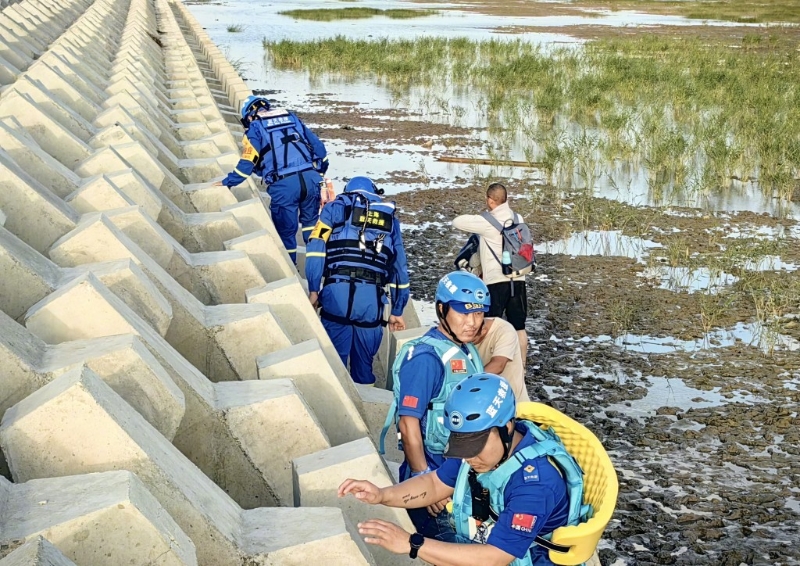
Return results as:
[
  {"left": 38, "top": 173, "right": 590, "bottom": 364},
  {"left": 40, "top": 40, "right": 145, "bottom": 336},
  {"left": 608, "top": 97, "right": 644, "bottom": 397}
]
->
[
  {"left": 357, "top": 519, "right": 515, "bottom": 566},
  {"left": 216, "top": 129, "right": 262, "bottom": 187},
  {"left": 338, "top": 470, "right": 453, "bottom": 510}
]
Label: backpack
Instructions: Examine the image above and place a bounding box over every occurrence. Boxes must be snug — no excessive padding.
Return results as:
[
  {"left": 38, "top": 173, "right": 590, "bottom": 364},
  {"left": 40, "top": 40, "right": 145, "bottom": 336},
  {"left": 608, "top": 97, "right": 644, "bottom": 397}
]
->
[
  {"left": 454, "top": 234, "right": 482, "bottom": 277},
  {"left": 480, "top": 211, "right": 536, "bottom": 278}
]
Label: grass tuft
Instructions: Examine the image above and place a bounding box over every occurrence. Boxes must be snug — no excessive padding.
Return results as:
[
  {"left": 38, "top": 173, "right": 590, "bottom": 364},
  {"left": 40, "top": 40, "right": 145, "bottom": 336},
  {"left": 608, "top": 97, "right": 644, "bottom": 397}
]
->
[{"left": 278, "top": 7, "right": 437, "bottom": 21}]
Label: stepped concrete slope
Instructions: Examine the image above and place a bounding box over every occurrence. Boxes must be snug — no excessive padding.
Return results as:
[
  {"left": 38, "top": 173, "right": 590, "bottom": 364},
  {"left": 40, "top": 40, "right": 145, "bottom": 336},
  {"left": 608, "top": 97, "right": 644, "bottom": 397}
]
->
[
  {"left": 0, "top": 0, "right": 421, "bottom": 561},
  {"left": 0, "top": 471, "right": 196, "bottom": 564}
]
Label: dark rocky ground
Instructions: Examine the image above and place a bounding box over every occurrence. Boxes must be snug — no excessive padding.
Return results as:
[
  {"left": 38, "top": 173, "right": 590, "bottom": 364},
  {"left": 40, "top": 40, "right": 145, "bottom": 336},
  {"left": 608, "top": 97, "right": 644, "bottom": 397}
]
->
[{"left": 392, "top": 183, "right": 800, "bottom": 566}]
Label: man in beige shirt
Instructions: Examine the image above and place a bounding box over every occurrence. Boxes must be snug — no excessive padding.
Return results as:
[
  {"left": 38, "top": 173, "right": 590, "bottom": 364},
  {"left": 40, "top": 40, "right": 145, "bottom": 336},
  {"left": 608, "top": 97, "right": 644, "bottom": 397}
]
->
[
  {"left": 473, "top": 317, "right": 530, "bottom": 403},
  {"left": 452, "top": 182, "right": 529, "bottom": 362}
]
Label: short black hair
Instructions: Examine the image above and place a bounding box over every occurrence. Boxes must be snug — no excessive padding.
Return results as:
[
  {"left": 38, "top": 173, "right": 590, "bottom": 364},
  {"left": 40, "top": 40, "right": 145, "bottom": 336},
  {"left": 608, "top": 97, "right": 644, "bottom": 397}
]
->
[{"left": 486, "top": 182, "right": 507, "bottom": 204}]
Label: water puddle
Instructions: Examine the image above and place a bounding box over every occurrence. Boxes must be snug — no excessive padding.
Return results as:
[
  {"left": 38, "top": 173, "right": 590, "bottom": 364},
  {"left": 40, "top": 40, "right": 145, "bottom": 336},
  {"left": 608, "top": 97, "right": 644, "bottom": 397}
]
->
[
  {"left": 597, "top": 321, "right": 800, "bottom": 355},
  {"left": 607, "top": 375, "right": 761, "bottom": 417},
  {"left": 538, "top": 230, "right": 662, "bottom": 261},
  {"left": 741, "top": 255, "right": 798, "bottom": 272},
  {"left": 640, "top": 265, "right": 738, "bottom": 294},
  {"left": 786, "top": 496, "right": 800, "bottom": 514}
]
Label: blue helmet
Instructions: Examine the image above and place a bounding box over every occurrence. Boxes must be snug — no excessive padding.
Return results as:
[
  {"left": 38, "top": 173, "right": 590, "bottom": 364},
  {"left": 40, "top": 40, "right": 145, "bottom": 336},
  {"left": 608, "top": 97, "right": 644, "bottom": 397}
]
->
[
  {"left": 240, "top": 95, "right": 271, "bottom": 126},
  {"left": 443, "top": 373, "right": 517, "bottom": 458},
  {"left": 345, "top": 176, "right": 384, "bottom": 196},
  {"left": 435, "top": 271, "right": 490, "bottom": 315}
]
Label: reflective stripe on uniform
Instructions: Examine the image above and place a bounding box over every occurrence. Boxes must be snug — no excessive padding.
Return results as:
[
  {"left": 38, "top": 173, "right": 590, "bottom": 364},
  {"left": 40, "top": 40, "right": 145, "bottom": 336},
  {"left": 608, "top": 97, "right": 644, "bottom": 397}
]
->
[
  {"left": 388, "top": 283, "right": 410, "bottom": 289},
  {"left": 233, "top": 168, "right": 249, "bottom": 177},
  {"left": 306, "top": 252, "right": 326, "bottom": 258}
]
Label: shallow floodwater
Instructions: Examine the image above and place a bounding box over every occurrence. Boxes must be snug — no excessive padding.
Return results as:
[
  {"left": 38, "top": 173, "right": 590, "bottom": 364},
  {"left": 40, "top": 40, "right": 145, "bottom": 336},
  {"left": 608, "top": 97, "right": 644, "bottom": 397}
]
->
[{"left": 188, "top": 0, "right": 799, "bottom": 217}]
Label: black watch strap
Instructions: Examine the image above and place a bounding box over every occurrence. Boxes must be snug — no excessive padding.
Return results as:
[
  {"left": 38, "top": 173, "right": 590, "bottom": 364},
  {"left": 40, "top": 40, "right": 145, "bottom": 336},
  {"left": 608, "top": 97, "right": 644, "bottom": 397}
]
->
[{"left": 409, "top": 533, "right": 425, "bottom": 559}]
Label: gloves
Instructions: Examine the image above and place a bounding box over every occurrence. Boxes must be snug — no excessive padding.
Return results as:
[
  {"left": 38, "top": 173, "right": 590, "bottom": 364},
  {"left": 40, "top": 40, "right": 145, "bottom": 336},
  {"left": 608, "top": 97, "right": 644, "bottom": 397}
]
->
[{"left": 315, "top": 157, "right": 330, "bottom": 175}]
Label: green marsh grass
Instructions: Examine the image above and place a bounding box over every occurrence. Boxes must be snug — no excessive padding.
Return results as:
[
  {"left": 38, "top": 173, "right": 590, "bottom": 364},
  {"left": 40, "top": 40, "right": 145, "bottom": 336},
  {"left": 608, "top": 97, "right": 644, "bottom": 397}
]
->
[
  {"left": 278, "top": 8, "right": 437, "bottom": 21},
  {"left": 227, "top": 24, "right": 244, "bottom": 32},
  {"left": 264, "top": 34, "right": 800, "bottom": 210}
]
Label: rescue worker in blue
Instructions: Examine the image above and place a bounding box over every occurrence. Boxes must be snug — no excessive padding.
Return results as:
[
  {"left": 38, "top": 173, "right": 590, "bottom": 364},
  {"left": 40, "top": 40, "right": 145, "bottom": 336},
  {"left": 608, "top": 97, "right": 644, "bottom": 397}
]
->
[
  {"left": 379, "top": 271, "right": 488, "bottom": 537},
  {"left": 214, "top": 95, "right": 329, "bottom": 263},
  {"left": 340, "top": 373, "right": 573, "bottom": 566},
  {"left": 305, "top": 176, "right": 410, "bottom": 385}
]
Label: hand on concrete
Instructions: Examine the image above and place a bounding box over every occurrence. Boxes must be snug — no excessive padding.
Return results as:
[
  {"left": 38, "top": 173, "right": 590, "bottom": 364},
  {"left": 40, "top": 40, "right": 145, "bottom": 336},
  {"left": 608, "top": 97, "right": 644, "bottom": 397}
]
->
[
  {"left": 426, "top": 496, "right": 451, "bottom": 517},
  {"left": 357, "top": 519, "right": 411, "bottom": 555},
  {"left": 212, "top": 181, "right": 223, "bottom": 187},
  {"left": 309, "top": 291, "right": 319, "bottom": 308},
  {"left": 338, "top": 479, "right": 383, "bottom": 505},
  {"left": 388, "top": 315, "right": 405, "bottom": 332}
]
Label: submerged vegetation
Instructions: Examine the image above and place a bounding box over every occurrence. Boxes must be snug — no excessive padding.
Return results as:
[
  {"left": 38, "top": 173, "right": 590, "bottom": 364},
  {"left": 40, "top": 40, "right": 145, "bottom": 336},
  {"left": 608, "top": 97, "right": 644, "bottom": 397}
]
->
[
  {"left": 264, "top": 34, "right": 800, "bottom": 209},
  {"left": 278, "top": 7, "right": 437, "bottom": 21}
]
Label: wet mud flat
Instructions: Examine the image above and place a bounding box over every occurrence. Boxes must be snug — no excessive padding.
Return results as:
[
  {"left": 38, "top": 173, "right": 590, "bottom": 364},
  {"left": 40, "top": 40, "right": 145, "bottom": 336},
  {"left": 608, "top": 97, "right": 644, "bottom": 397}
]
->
[{"left": 393, "top": 184, "right": 800, "bottom": 565}]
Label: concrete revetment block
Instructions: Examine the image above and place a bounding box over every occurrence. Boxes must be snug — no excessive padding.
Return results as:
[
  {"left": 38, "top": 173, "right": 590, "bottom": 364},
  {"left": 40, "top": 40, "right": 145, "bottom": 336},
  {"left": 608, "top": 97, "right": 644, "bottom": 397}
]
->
[
  {"left": 0, "top": 310, "right": 184, "bottom": 440},
  {"left": 0, "top": 471, "right": 196, "bottom": 565},
  {"left": 292, "top": 437, "right": 416, "bottom": 566},
  {"left": 0, "top": 151, "right": 77, "bottom": 254},
  {"left": 0, "top": 368, "right": 373, "bottom": 565},
  {"left": 0, "top": 536, "right": 77, "bottom": 566},
  {"left": 216, "top": 379, "right": 330, "bottom": 505},
  {"left": 246, "top": 276, "right": 354, "bottom": 389},
  {"left": 354, "top": 384, "right": 404, "bottom": 464},
  {"left": 225, "top": 229, "right": 297, "bottom": 283},
  {"left": 0, "top": 117, "right": 83, "bottom": 201},
  {"left": 256, "top": 339, "right": 369, "bottom": 446},
  {"left": 46, "top": 218, "right": 292, "bottom": 382}
]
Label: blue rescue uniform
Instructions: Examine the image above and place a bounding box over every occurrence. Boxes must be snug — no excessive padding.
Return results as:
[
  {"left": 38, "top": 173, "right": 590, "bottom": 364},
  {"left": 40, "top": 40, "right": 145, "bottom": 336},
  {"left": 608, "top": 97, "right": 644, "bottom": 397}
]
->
[
  {"left": 305, "top": 189, "right": 409, "bottom": 385},
  {"left": 436, "top": 422, "right": 570, "bottom": 565},
  {"left": 389, "top": 327, "right": 483, "bottom": 537},
  {"left": 221, "top": 108, "right": 328, "bottom": 263}
]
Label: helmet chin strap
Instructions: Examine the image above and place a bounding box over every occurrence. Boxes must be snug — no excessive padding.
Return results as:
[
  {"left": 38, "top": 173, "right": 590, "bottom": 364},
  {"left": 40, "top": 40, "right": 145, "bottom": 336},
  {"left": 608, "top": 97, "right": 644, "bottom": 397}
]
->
[
  {"left": 437, "top": 302, "right": 461, "bottom": 345},
  {"left": 495, "top": 420, "right": 515, "bottom": 467}
]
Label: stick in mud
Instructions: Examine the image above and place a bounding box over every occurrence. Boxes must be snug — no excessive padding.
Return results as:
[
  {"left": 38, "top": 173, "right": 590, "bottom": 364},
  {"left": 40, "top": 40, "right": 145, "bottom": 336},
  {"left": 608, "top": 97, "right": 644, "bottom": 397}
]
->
[{"left": 436, "top": 156, "right": 544, "bottom": 168}]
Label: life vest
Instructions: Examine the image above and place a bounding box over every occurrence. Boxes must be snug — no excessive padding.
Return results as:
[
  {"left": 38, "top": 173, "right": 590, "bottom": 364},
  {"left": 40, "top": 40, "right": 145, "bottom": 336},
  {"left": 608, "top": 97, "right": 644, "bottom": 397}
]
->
[
  {"left": 251, "top": 108, "right": 316, "bottom": 181},
  {"left": 450, "top": 421, "right": 593, "bottom": 566},
  {"left": 379, "top": 334, "right": 483, "bottom": 457},
  {"left": 324, "top": 190, "right": 398, "bottom": 280}
]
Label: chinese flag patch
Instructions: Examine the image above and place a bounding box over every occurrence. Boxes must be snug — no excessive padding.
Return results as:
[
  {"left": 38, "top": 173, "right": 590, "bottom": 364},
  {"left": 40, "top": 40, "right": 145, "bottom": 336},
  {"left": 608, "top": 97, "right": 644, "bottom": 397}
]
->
[
  {"left": 450, "top": 359, "right": 467, "bottom": 373},
  {"left": 402, "top": 395, "right": 419, "bottom": 409},
  {"left": 511, "top": 513, "right": 536, "bottom": 533}
]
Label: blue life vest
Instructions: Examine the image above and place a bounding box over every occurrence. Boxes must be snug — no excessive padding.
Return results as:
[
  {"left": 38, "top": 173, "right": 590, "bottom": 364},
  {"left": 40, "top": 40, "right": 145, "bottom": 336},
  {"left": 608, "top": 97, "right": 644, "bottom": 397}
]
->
[
  {"left": 325, "top": 190, "right": 398, "bottom": 280},
  {"left": 251, "top": 108, "right": 316, "bottom": 182},
  {"left": 450, "top": 421, "right": 593, "bottom": 566},
  {"left": 379, "top": 334, "right": 483, "bottom": 456}
]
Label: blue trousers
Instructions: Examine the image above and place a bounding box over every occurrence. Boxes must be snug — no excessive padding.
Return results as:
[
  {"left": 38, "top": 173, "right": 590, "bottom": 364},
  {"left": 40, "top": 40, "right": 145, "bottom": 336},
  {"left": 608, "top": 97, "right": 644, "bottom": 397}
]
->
[
  {"left": 267, "top": 169, "right": 321, "bottom": 263},
  {"left": 319, "top": 280, "right": 385, "bottom": 384}
]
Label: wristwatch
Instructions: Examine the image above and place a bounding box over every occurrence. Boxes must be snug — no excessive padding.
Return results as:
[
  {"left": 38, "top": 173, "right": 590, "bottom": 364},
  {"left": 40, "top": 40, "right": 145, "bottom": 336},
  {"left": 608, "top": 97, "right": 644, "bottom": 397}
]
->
[{"left": 409, "top": 533, "right": 425, "bottom": 559}]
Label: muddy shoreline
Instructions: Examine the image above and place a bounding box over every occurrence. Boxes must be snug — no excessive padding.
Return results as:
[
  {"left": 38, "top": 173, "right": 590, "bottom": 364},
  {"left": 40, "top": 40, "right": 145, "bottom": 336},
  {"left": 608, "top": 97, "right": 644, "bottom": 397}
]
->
[{"left": 391, "top": 181, "right": 800, "bottom": 565}]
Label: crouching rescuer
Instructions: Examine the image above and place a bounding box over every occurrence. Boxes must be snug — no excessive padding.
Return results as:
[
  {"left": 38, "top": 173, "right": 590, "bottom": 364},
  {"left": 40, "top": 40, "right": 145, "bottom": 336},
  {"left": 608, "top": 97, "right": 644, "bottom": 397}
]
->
[
  {"left": 345, "top": 373, "right": 593, "bottom": 566},
  {"left": 305, "top": 176, "right": 410, "bottom": 385}
]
